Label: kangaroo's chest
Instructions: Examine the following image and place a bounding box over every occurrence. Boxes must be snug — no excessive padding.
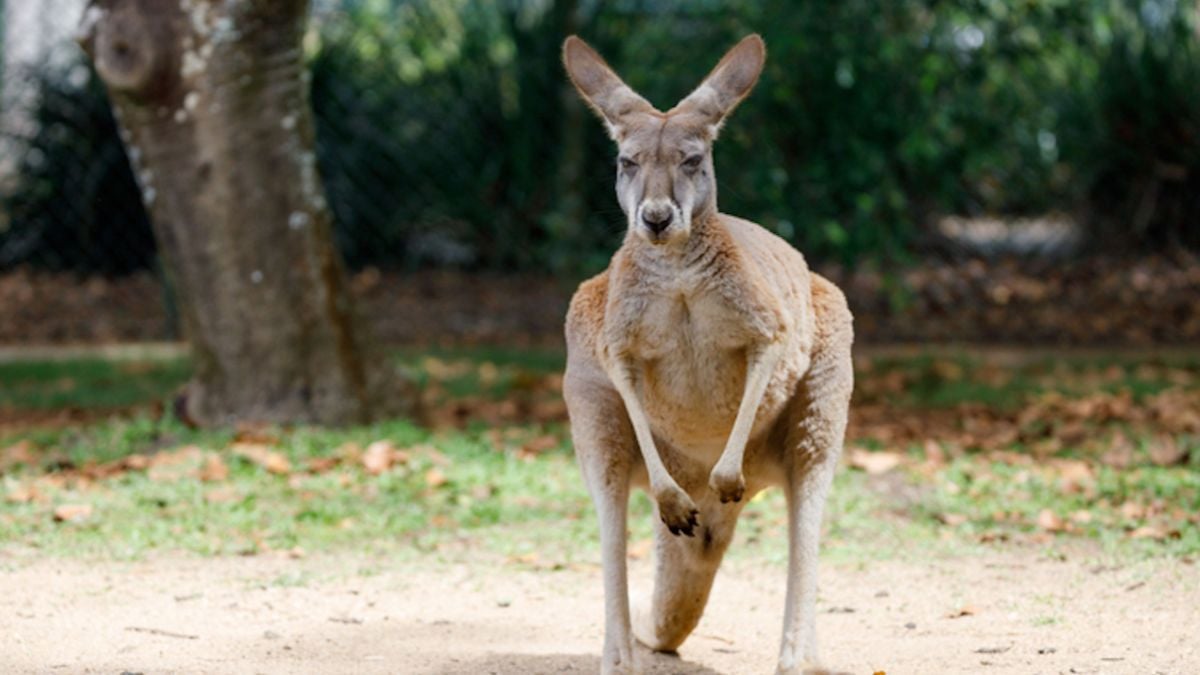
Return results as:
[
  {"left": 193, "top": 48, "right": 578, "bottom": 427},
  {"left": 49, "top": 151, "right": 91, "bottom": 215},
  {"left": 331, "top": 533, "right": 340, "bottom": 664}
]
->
[{"left": 623, "top": 292, "right": 751, "bottom": 451}]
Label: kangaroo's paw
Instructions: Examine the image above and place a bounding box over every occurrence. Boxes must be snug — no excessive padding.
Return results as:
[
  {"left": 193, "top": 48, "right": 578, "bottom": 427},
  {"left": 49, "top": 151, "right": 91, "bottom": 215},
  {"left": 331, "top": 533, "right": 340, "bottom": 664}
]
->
[
  {"left": 708, "top": 465, "right": 746, "bottom": 503},
  {"left": 655, "top": 486, "right": 699, "bottom": 537}
]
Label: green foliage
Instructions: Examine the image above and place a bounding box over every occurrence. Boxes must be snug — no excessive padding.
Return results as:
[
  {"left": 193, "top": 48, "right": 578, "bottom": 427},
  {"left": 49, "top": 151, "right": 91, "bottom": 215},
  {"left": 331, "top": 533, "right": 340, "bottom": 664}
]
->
[
  {"left": 1063, "top": 1, "right": 1200, "bottom": 249},
  {"left": 0, "top": 63, "right": 155, "bottom": 273},
  {"left": 0, "top": 0, "right": 1196, "bottom": 276}
]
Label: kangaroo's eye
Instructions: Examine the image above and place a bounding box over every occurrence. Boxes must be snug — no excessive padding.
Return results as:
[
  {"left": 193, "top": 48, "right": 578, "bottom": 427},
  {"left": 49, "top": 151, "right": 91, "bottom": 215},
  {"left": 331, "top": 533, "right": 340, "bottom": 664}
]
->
[
  {"left": 681, "top": 155, "right": 703, "bottom": 171},
  {"left": 618, "top": 157, "right": 638, "bottom": 172}
]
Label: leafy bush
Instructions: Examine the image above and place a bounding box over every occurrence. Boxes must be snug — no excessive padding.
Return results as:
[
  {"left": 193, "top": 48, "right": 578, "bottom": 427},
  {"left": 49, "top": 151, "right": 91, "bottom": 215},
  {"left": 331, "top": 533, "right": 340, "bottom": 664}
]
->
[
  {"left": 0, "top": 0, "right": 1195, "bottom": 276},
  {"left": 0, "top": 63, "right": 154, "bottom": 274},
  {"left": 1064, "top": 2, "right": 1200, "bottom": 250}
]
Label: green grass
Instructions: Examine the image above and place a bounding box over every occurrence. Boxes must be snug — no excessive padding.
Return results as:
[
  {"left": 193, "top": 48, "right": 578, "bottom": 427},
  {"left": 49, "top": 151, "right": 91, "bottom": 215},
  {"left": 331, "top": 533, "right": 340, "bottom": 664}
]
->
[
  {"left": 2, "top": 348, "right": 1198, "bottom": 562},
  {"left": 0, "top": 358, "right": 190, "bottom": 409},
  {"left": 0, "top": 411, "right": 907, "bottom": 563}
]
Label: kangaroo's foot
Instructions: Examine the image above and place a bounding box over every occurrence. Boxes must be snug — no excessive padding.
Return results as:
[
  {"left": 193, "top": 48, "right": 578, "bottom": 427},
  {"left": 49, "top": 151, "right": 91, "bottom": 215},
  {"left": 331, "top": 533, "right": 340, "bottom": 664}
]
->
[
  {"left": 601, "top": 641, "right": 638, "bottom": 675},
  {"left": 655, "top": 486, "right": 699, "bottom": 536}
]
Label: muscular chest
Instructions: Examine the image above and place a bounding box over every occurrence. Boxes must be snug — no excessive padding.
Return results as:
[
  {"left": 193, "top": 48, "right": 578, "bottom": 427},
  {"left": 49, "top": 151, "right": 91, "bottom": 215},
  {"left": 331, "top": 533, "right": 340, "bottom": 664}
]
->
[{"left": 614, "top": 290, "right": 752, "bottom": 445}]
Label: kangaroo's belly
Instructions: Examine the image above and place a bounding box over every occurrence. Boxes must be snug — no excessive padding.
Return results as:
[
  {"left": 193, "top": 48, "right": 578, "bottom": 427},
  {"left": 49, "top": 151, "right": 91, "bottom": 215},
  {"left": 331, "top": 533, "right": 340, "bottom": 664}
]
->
[{"left": 639, "top": 346, "right": 746, "bottom": 454}]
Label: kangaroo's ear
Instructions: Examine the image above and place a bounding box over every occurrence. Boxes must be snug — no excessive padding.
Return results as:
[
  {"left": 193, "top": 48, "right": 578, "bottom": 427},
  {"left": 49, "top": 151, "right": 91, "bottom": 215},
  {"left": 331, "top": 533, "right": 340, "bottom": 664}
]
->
[
  {"left": 674, "top": 34, "right": 765, "bottom": 138},
  {"left": 563, "top": 36, "right": 654, "bottom": 140}
]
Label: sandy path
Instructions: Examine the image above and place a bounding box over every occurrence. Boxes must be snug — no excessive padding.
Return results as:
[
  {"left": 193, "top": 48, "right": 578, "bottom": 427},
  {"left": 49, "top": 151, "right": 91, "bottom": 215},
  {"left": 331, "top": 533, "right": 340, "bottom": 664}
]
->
[{"left": 3, "top": 548, "right": 1197, "bottom": 674}]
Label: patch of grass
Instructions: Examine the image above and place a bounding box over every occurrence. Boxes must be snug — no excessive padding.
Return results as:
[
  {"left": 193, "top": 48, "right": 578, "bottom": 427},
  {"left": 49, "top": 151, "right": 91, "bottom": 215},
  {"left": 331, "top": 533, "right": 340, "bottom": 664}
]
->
[
  {"left": 3, "top": 348, "right": 1199, "bottom": 562},
  {"left": 0, "top": 410, "right": 916, "bottom": 562},
  {"left": 908, "top": 450, "right": 1200, "bottom": 557},
  {"left": 0, "top": 358, "right": 190, "bottom": 410}
]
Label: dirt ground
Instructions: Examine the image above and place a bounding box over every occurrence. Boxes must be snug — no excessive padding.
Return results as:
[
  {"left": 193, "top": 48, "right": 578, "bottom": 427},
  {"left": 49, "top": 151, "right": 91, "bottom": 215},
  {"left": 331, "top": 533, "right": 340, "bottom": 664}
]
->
[{"left": 3, "top": 548, "right": 1197, "bottom": 675}]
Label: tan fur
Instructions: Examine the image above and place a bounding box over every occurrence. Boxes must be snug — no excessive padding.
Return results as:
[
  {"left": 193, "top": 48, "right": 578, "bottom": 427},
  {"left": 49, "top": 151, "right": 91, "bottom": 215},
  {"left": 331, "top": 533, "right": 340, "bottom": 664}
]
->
[{"left": 563, "top": 35, "right": 854, "bottom": 675}]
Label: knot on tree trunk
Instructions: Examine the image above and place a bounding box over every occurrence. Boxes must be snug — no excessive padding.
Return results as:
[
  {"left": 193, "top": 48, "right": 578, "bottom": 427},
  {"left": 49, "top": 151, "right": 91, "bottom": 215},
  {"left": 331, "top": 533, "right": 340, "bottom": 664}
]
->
[{"left": 78, "top": 0, "right": 176, "bottom": 99}]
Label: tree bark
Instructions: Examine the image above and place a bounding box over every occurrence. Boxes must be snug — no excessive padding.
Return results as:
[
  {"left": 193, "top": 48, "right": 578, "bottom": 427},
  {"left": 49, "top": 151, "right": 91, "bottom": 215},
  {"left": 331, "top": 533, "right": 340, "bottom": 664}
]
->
[{"left": 79, "top": 0, "right": 415, "bottom": 426}]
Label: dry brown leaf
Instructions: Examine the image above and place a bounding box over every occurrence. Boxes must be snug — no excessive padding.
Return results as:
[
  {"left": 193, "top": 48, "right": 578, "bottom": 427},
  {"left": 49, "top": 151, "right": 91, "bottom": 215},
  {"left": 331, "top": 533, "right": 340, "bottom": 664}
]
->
[
  {"left": 946, "top": 605, "right": 978, "bottom": 619},
  {"left": 306, "top": 456, "right": 341, "bottom": 474},
  {"left": 509, "top": 552, "right": 540, "bottom": 566},
  {"left": 231, "top": 443, "right": 291, "bottom": 475},
  {"left": 5, "top": 484, "right": 39, "bottom": 504},
  {"left": 518, "top": 434, "right": 559, "bottom": 459},
  {"left": 1129, "top": 525, "right": 1167, "bottom": 540},
  {"left": 204, "top": 486, "right": 240, "bottom": 504},
  {"left": 847, "top": 449, "right": 903, "bottom": 475},
  {"left": 937, "top": 513, "right": 968, "bottom": 526},
  {"left": 233, "top": 422, "right": 280, "bottom": 446},
  {"left": 362, "top": 440, "right": 395, "bottom": 475},
  {"left": 1037, "top": 509, "right": 1065, "bottom": 532},
  {"left": 198, "top": 453, "right": 228, "bottom": 482},
  {"left": 1, "top": 440, "right": 37, "bottom": 471},
  {"left": 1070, "top": 510, "right": 1094, "bottom": 524},
  {"left": 414, "top": 444, "right": 451, "bottom": 468},
  {"left": 1101, "top": 431, "right": 1135, "bottom": 469},
  {"left": 424, "top": 468, "right": 448, "bottom": 488},
  {"left": 53, "top": 503, "right": 92, "bottom": 523},
  {"left": 1148, "top": 435, "right": 1188, "bottom": 467},
  {"left": 1120, "top": 501, "right": 1146, "bottom": 520}
]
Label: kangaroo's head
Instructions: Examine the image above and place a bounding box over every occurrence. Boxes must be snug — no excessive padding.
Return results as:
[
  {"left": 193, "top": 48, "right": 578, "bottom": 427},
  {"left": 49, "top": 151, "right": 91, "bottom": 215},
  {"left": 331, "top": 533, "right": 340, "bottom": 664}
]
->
[{"left": 563, "top": 34, "right": 765, "bottom": 246}]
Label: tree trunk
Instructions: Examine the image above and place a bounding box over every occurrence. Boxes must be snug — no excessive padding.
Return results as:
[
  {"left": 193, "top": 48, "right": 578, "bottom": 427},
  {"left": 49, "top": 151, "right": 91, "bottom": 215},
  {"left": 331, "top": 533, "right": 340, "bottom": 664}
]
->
[{"left": 79, "top": 0, "right": 414, "bottom": 426}]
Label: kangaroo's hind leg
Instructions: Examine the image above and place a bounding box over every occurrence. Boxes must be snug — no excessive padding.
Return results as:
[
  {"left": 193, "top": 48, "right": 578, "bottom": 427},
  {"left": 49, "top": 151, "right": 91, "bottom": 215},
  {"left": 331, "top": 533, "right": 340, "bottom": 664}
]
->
[
  {"left": 776, "top": 291, "right": 854, "bottom": 674},
  {"left": 633, "top": 495, "right": 747, "bottom": 652},
  {"left": 565, "top": 370, "right": 641, "bottom": 675}
]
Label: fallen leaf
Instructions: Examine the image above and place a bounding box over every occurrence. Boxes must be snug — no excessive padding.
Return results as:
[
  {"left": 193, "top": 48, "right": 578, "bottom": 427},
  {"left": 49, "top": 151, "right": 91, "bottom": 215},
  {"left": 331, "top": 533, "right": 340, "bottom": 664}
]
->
[
  {"left": 232, "top": 443, "right": 291, "bottom": 475},
  {"left": 233, "top": 423, "right": 280, "bottom": 446},
  {"left": 1120, "top": 501, "right": 1146, "bottom": 520},
  {"left": 1148, "top": 435, "right": 1188, "bottom": 467},
  {"left": 1050, "top": 459, "right": 1094, "bottom": 494},
  {"left": 362, "top": 440, "right": 395, "bottom": 475},
  {"left": 424, "top": 468, "right": 448, "bottom": 488},
  {"left": 5, "top": 484, "right": 39, "bottom": 504},
  {"left": 1101, "top": 431, "right": 1135, "bottom": 469},
  {"left": 947, "top": 605, "right": 978, "bottom": 619},
  {"left": 938, "top": 513, "right": 968, "bottom": 526},
  {"left": 306, "top": 456, "right": 341, "bottom": 474},
  {"left": 198, "top": 453, "right": 229, "bottom": 482},
  {"left": 53, "top": 503, "right": 92, "bottom": 523},
  {"left": 847, "top": 449, "right": 903, "bottom": 475},
  {"left": 518, "top": 434, "right": 559, "bottom": 459},
  {"left": 1037, "top": 509, "right": 1065, "bottom": 532},
  {"left": 204, "top": 487, "right": 239, "bottom": 504},
  {"left": 1129, "top": 525, "right": 1167, "bottom": 540},
  {"left": 509, "top": 552, "right": 539, "bottom": 565},
  {"left": 1, "top": 440, "right": 37, "bottom": 472},
  {"left": 1070, "top": 510, "right": 1094, "bottom": 524}
]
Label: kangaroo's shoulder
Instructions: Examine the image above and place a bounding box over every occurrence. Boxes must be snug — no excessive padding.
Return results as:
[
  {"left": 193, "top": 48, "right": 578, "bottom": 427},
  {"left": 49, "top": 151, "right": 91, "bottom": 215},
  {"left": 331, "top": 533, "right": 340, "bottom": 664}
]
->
[
  {"left": 809, "top": 272, "right": 854, "bottom": 344},
  {"left": 717, "top": 213, "right": 809, "bottom": 274},
  {"left": 565, "top": 267, "right": 611, "bottom": 356}
]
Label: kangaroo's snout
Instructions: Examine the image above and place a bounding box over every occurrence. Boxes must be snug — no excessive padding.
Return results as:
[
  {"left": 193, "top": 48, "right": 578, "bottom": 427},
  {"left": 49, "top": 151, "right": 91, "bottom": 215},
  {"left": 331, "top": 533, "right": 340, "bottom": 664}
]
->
[
  {"left": 636, "top": 199, "right": 681, "bottom": 241},
  {"left": 641, "top": 204, "right": 673, "bottom": 234}
]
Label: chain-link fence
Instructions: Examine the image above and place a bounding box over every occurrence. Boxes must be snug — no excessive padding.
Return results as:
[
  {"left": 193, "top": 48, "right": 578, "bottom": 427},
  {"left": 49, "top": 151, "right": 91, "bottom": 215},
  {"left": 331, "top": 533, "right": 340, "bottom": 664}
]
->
[{"left": 1, "top": 0, "right": 1198, "bottom": 345}]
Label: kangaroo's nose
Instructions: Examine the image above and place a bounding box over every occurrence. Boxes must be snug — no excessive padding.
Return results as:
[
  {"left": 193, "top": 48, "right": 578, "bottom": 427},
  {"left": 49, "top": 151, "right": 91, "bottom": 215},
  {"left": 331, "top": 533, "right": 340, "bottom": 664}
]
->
[{"left": 641, "top": 207, "right": 673, "bottom": 234}]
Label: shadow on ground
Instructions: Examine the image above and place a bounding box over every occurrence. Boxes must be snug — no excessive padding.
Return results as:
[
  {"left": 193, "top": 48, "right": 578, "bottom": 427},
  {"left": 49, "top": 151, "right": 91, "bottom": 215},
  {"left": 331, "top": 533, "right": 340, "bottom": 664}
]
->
[{"left": 434, "top": 648, "right": 728, "bottom": 674}]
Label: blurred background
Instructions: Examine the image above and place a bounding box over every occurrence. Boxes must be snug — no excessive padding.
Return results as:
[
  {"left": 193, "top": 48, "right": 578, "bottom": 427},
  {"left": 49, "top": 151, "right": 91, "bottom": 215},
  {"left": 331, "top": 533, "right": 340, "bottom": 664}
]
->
[
  {"left": 2, "top": 0, "right": 1197, "bottom": 348},
  {"left": 0, "top": 5, "right": 1199, "bottom": 649}
]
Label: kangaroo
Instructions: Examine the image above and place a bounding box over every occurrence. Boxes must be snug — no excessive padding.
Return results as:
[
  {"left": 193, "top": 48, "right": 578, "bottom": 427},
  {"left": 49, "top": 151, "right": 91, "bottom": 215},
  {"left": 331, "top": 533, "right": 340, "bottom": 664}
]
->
[{"left": 561, "top": 35, "right": 854, "bottom": 675}]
